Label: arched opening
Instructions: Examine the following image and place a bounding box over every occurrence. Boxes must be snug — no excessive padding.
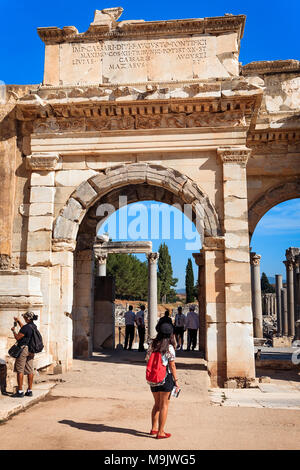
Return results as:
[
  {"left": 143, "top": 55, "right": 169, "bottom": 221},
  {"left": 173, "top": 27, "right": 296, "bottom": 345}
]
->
[
  {"left": 250, "top": 197, "right": 300, "bottom": 344},
  {"left": 94, "top": 199, "right": 202, "bottom": 352},
  {"left": 52, "top": 163, "right": 220, "bottom": 359}
]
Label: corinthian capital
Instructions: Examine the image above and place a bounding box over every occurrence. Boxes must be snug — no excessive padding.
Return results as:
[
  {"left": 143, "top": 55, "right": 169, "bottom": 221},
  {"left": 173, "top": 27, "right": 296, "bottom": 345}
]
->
[
  {"left": 147, "top": 252, "right": 159, "bottom": 264},
  {"left": 217, "top": 147, "right": 251, "bottom": 166},
  {"left": 250, "top": 252, "right": 261, "bottom": 266}
]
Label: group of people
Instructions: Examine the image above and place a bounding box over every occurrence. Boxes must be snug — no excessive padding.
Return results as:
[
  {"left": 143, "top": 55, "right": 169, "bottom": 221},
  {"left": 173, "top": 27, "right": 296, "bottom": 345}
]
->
[{"left": 124, "top": 304, "right": 199, "bottom": 352}]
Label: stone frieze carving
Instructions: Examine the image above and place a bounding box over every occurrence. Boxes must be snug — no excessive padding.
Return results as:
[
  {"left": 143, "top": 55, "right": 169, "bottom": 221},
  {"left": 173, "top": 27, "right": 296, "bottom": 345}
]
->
[{"left": 32, "top": 110, "right": 247, "bottom": 134}]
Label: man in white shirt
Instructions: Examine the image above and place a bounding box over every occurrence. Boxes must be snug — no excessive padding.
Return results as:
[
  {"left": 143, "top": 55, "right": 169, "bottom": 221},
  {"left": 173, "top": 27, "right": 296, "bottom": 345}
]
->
[
  {"left": 124, "top": 305, "right": 136, "bottom": 350},
  {"left": 185, "top": 305, "right": 199, "bottom": 351},
  {"left": 174, "top": 306, "right": 186, "bottom": 350},
  {"left": 135, "top": 305, "right": 146, "bottom": 352}
]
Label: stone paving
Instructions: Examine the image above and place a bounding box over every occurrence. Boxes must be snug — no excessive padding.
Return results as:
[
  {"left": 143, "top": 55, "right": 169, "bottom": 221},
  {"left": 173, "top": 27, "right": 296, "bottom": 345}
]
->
[{"left": 210, "top": 380, "right": 300, "bottom": 410}]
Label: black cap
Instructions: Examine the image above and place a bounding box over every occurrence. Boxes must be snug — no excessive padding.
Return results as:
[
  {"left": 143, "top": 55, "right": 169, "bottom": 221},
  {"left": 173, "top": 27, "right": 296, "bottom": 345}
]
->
[{"left": 158, "top": 322, "right": 173, "bottom": 336}]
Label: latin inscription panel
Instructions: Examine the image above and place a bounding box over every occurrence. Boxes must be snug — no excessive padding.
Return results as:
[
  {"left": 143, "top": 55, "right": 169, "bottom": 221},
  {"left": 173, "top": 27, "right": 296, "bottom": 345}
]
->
[{"left": 59, "top": 34, "right": 237, "bottom": 85}]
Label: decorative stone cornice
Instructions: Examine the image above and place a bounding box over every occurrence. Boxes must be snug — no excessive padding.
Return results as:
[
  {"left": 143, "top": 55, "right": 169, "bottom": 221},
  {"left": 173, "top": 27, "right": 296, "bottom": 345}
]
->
[
  {"left": 250, "top": 252, "right": 261, "bottom": 266},
  {"left": 247, "top": 129, "right": 300, "bottom": 153},
  {"left": 217, "top": 146, "right": 251, "bottom": 165},
  {"left": 242, "top": 60, "right": 300, "bottom": 76},
  {"left": 38, "top": 14, "right": 246, "bottom": 45},
  {"left": 26, "top": 152, "right": 60, "bottom": 171}
]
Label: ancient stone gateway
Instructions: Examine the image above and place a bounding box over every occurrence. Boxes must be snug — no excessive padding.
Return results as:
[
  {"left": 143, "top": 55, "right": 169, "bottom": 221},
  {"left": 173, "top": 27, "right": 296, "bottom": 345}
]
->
[{"left": 0, "top": 8, "right": 299, "bottom": 387}]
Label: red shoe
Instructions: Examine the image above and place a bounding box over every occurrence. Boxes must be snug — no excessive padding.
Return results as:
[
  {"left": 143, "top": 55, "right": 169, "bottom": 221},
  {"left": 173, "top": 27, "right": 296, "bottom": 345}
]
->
[
  {"left": 150, "top": 430, "right": 158, "bottom": 435},
  {"left": 156, "top": 433, "right": 171, "bottom": 439}
]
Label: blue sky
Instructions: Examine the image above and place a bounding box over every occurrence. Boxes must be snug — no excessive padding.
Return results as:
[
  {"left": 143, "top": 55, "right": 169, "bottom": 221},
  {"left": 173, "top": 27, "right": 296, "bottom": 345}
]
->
[
  {"left": 99, "top": 199, "right": 300, "bottom": 289},
  {"left": 1, "top": 1, "right": 299, "bottom": 287},
  {"left": 1, "top": 0, "right": 299, "bottom": 84}
]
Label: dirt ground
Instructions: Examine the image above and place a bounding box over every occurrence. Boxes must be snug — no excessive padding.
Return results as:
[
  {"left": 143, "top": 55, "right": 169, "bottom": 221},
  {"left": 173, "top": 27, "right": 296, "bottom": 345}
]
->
[{"left": 1, "top": 350, "right": 300, "bottom": 450}]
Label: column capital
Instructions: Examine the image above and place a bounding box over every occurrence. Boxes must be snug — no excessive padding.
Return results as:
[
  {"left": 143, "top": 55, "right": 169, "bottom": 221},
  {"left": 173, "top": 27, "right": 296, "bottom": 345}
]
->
[
  {"left": 217, "top": 146, "right": 251, "bottom": 166},
  {"left": 147, "top": 252, "right": 159, "bottom": 264},
  {"left": 250, "top": 252, "right": 261, "bottom": 266},
  {"left": 192, "top": 252, "right": 204, "bottom": 266},
  {"left": 95, "top": 253, "right": 108, "bottom": 264},
  {"left": 26, "top": 152, "right": 60, "bottom": 171},
  {"left": 286, "top": 247, "right": 300, "bottom": 264},
  {"left": 283, "top": 260, "right": 294, "bottom": 271}
]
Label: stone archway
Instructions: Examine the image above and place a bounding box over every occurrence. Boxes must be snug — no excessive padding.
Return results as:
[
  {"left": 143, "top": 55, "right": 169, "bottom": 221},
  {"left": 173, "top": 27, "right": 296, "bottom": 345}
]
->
[
  {"left": 52, "top": 162, "right": 221, "bottom": 361},
  {"left": 52, "top": 162, "right": 221, "bottom": 247},
  {"left": 248, "top": 178, "right": 300, "bottom": 239}
]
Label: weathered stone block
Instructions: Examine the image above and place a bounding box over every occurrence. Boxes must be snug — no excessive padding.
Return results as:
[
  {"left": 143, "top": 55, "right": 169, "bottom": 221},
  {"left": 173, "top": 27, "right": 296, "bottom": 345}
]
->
[
  {"left": 28, "top": 216, "right": 53, "bottom": 232},
  {"left": 61, "top": 198, "right": 84, "bottom": 223},
  {"left": 53, "top": 216, "right": 78, "bottom": 240},
  {"left": 73, "top": 181, "right": 98, "bottom": 207},
  {"left": 31, "top": 171, "right": 55, "bottom": 187},
  {"left": 29, "top": 203, "right": 54, "bottom": 216},
  {"left": 30, "top": 187, "right": 55, "bottom": 204},
  {"left": 27, "top": 251, "right": 52, "bottom": 267},
  {"left": 55, "top": 169, "right": 97, "bottom": 187},
  {"left": 27, "top": 231, "right": 52, "bottom": 252}
]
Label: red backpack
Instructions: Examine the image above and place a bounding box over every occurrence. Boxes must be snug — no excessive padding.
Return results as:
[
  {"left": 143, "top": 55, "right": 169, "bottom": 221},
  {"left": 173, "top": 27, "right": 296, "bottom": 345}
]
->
[{"left": 146, "top": 351, "right": 167, "bottom": 386}]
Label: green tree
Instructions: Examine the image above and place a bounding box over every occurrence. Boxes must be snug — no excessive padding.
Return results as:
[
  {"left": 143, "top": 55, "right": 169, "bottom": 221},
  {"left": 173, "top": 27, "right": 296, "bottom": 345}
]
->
[
  {"left": 157, "top": 243, "right": 178, "bottom": 303},
  {"left": 185, "top": 258, "right": 195, "bottom": 303},
  {"left": 106, "top": 253, "right": 148, "bottom": 300},
  {"left": 261, "top": 272, "right": 275, "bottom": 294}
]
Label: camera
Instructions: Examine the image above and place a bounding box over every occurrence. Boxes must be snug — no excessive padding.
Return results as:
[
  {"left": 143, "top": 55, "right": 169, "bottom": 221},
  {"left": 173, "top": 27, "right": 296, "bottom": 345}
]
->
[{"left": 13, "top": 321, "right": 17, "bottom": 327}]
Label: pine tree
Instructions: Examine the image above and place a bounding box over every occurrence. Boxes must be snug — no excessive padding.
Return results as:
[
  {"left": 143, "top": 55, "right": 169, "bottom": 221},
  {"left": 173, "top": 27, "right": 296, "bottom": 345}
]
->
[
  {"left": 157, "top": 243, "right": 178, "bottom": 303},
  {"left": 106, "top": 253, "right": 148, "bottom": 300},
  {"left": 185, "top": 258, "right": 195, "bottom": 303},
  {"left": 261, "top": 272, "right": 275, "bottom": 294}
]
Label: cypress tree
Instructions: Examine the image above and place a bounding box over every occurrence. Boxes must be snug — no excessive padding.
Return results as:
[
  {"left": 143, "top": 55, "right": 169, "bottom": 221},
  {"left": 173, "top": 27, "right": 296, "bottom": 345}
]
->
[
  {"left": 185, "top": 258, "right": 195, "bottom": 303},
  {"left": 157, "top": 243, "right": 178, "bottom": 303},
  {"left": 261, "top": 272, "right": 275, "bottom": 294}
]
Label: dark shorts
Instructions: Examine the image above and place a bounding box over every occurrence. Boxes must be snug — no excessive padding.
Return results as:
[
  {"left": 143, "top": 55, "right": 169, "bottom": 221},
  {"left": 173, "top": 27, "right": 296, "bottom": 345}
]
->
[
  {"left": 175, "top": 326, "right": 184, "bottom": 336},
  {"left": 150, "top": 372, "right": 175, "bottom": 393}
]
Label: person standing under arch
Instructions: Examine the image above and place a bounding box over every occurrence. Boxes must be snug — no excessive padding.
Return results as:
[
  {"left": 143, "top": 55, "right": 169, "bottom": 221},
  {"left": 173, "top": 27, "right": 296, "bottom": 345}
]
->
[
  {"left": 185, "top": 305, "right": 199, "bottom": 351},
  {"left": 174, "top": 306, "right": 186, "bottom": 350},
  {"left": 124, "top": 305, "right": 136, "bottom": 350},
  {"left": 135, "top": 305, "right": 146, "bottom": 352}
]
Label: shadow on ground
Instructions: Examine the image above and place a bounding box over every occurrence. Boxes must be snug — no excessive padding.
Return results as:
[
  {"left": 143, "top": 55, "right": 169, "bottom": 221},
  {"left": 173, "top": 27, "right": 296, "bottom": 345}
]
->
[
  {"left": 59, "top": 419, "right": 152, "bottom": 438},
  {"left": 78, "top": 350, "right": 206, "bottom": 371}
]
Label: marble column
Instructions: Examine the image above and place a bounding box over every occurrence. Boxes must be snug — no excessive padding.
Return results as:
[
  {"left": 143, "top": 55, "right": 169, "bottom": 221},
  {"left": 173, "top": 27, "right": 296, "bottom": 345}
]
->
[
  {"left": 96, "top": 254, "right": 107, "bottom": 276},
  {"left": 295, "top": 254, "right": 300, "bottom": 340},
  {"left": 275, "top": 275, "right": 283, "bottom": 335},
  {"left": 281, "top": 288, "right": 288, "bottom": 336},
  {"left": 147, "top": 252, "right": 159, "bottom": 340},
  {"left": 192, "top": 252, "right": 205, "bottom": 353},
  {"left": 284, "top": 258, "right": 295, "bottom": 337},
  {"left": 250, "top": 252, "right": 263, "bottom": 338}
]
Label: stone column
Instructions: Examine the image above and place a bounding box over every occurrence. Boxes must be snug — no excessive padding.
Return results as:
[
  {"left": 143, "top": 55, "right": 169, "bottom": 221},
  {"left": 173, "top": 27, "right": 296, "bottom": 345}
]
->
[
  {"left": 281, "top": 288, "right": 288, "bottom": 336},
  {"left": 217, "top": 147, "right": 255, "bottom": 385},
  {"left": 147, "top": 252, "right": 159, "bottom": 340},
  {"left": 201, "top": 237, "right": 226, "bottom": 386},
  {"left": 0, "top": 105, "right": 17, "bottom": 270},
  {"left": 275, "top": 274, "right": 283, "bottom": 335},
  {"left": 96, "top": 254, "right": 107, "bottom": 276},
  {"left": 250, "top": 253, "right": 263, "bottom": 338},
  {"left": 284, "top": 257, "right": 295, "bottom": 337},
  {"left": 193, "top": 252, "right": 205, "bottom": 353},
  {"left": 294, "top": 255, "right": 300, "bottom": 339}
]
